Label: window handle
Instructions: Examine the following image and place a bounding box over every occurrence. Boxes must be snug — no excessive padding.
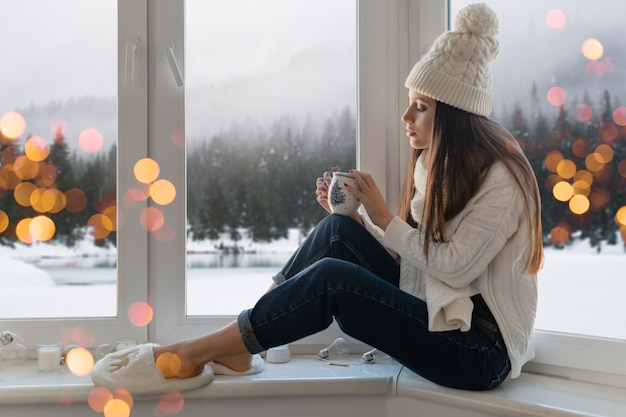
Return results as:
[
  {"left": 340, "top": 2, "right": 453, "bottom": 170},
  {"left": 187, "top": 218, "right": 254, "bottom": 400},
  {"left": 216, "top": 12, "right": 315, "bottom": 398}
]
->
[
  {"left": 124, "top": 38, "right": 139, "bottom": 86},
  {"left": 166, "top": 46, "right": 184, "bottom": 88}
]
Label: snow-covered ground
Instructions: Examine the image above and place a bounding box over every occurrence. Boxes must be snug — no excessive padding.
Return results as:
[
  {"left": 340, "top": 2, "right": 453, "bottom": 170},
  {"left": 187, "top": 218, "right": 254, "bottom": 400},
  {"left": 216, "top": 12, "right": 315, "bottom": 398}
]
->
[{"left": 1, "top": 230, "right": 625, "bottom": 340}]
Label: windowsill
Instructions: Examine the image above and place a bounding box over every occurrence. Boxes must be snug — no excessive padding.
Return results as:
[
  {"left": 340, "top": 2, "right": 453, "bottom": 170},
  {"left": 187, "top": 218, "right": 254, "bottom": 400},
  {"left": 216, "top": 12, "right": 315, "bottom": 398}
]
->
[{"left": 1, "top": 356, "right": 626, "bottom": 417}]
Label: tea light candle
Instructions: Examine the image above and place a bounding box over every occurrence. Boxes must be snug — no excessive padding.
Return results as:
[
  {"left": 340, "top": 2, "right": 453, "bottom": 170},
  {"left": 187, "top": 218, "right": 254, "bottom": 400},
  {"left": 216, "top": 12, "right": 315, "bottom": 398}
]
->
[
  {"left": 115, "top": 337, "right": 138, "bottom": 351},
  {"left": 38, "top": 343, "right": 61, "bottom": 371}
]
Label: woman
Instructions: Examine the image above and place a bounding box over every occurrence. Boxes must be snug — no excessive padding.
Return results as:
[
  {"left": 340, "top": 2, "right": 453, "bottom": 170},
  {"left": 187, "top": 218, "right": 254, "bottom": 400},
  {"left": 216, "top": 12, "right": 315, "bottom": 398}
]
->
[{"left": 142, "top": 3, "right": 542, "bottom": 391}]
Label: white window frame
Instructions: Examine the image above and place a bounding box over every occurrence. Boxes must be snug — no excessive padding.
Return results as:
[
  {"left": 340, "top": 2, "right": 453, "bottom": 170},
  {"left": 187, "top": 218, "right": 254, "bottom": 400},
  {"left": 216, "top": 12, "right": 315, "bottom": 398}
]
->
[
  {"left": 149, "top": 0, "right": 626, "bottom": 386},
  {"left": 1, "top": 0, "right": 149, "bottom": 348},
  {"left": 8, "top": 0, "right": 623, "bottom": 386}
]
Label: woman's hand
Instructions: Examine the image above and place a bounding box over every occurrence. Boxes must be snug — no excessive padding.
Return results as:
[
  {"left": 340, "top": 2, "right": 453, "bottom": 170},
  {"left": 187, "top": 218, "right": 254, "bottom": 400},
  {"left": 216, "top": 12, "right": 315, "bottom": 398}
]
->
[
  {"left": 345, "top": 170, "right": 394, "bottom": 231},
  {"left": 315, "top": 166, "right": 339, "bottom": 213}
]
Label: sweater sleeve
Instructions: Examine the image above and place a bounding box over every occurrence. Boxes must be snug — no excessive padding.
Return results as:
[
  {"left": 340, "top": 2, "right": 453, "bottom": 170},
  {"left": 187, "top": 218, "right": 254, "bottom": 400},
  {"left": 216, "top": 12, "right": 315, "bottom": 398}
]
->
[{"left": 383, "top": 165, "right": 526, "bottom": 289}]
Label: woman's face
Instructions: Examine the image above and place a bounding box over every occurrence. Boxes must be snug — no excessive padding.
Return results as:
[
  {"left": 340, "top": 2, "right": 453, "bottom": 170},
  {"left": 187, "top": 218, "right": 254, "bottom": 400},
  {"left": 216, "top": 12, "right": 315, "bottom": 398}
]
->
[{"left": 401, "top": 90, "right": 436, "bottom": 150}]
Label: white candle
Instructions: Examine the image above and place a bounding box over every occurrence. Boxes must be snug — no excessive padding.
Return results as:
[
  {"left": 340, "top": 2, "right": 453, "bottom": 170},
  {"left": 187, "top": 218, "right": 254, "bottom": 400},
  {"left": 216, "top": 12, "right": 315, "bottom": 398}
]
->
[{"left": 38, "top": 344, "right": 61, "bottom": 371}]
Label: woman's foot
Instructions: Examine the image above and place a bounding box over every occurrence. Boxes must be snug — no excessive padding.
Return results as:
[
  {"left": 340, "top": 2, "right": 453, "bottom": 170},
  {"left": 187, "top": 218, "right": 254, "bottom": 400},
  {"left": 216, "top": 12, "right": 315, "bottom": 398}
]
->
[
  {"left": 153, "top": 343, "right": 253, "bottom": 378},
  {"left": 213, "top": 352, "right": 252, "bottom": 372}
]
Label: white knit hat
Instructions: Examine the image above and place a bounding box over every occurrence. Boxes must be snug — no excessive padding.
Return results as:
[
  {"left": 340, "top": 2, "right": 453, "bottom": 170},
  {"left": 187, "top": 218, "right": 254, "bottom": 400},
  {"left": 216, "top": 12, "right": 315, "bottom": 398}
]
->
[{"left": 405, "top": 3, "right": 499, "bottom": 117}]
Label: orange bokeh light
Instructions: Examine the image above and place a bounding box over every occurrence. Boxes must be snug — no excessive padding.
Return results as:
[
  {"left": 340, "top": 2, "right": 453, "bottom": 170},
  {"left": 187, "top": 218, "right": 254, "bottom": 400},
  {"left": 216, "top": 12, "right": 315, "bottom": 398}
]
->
[
  {"left": 150, "top": 179, "right": 176, "bottom": 205},
  {"left": 550, "top": 225, "right": 570, "bottom": 246},
  {"left": 556, "top": 159, "right": 576, "bottom": 179},
  {"left": 134, "top": 158, "right": 160, "bottom": 184},
  {"left": 0, "top": 210, "right": 8, "bottom": 233},
  {"left": 128, "top": 301, "right": 154, "bottom": 327},
  {"left": 616, "top": 206, "right": 626, "bottom": 226},
  {"left": 78, "top": 128, "right": 104, "bottom": 153},
  {"left": 30, "top": 215, "right": 56, "bottom": 242},
  {"left": 571, "top": 138, "right": 590, "bottom": 158},
  {"left": 156, "top": 352, "right": 182, "bottom": 378},
  {"left": 66, "top": 347, "right": 95, "bottom": 377},
  {"left": 14, "top": 182, "right": 37, "bottom": 207},
  {"left": 569, "top": 194, "right": 590, "bottom": 215},
  {"left": 88, "top": 387, "right": 114, "bottom": 413},
  {"left": 544, "top": 150, "right": 564, "bottom": 173},
  {"left": 16, "top": 218, "right": 33, "bottom": 244},
  {"left": 14, "top": 155, "right": 40, "bottom": 180},
  {"left": 0, "top": 111, "right": 26, "bottom": 140},
  {"left": 103, "top": 398, "right": 131, "bottom": 417},
  {"left": 24, "top": 136, "right": 50, "bottom": 162},
  {"left": 65, "top": 188, "right": 88, "bottom": 213},
  {"left": 88, "top": 213, "right": 114, "bottom": 239},
  {"left": 552, "top": 181, "right": 573, "bottom": 202}
]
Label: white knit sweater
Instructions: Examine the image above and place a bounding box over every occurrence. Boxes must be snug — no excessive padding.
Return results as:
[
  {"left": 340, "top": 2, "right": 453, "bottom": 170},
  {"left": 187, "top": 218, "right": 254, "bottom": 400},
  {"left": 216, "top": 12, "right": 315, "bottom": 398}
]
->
[{"left": 379, "top": 159, "right": 538, "bottom": 379}]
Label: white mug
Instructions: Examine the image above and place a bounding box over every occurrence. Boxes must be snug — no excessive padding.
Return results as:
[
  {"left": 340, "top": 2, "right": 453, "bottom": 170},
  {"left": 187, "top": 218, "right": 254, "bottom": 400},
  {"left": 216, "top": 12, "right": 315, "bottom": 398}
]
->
[{"left": 328, "top": 172, "right": 360, "bottom": 216}]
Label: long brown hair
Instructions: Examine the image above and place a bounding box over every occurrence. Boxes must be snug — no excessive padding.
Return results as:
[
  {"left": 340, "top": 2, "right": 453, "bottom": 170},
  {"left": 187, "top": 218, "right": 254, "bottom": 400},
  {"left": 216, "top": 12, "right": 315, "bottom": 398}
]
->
[{"left": 398, "top": 101, "right": 544, "bottom": 275}]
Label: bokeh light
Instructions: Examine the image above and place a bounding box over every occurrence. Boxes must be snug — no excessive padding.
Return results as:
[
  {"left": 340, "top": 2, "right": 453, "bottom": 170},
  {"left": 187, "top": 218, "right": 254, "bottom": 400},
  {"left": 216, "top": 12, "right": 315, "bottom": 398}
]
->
[
  {"left": 0, "top": 210, "right": 8, "bottom": 233},
  {"left": 572, "top": 179, "right": 591, "bottom": 197},
  {"left": 547, "top": 86, "right": 567, "bottom": 106},
  {"left": 14, "top": 182, "right": 37, "bottom": 207},
  {"left": 594, "top": 144, "right": 614, "bottom": 163},
  {"left": 78, "top": 128, "right": 104, "bottom": 153},
  {"left": 16, "top": 218, "right": 33, "bottom": 244},
  {"left": 571, "top": 138, "right": 590, "bottom": 158},
  {"left": 66, "top": 347, "right": 95, "bottom": 377},
  {"left": 88, "top": 213, "right": 114, "bottom": 239},
  {"left": 574, "top": 104, "right": 592, "bottom": 123},
  {"left": 616, "top": 206, "right": 626, "bottom": 226},
  {"left": 29, "top": 215, "right": 56, "bottom": 242},
  {"left": 103, "top": 398, "right": 131, "bottom": 417},
  {"left": 134, "top": 158, "right": 160, "bottom": 184},
  {"left": 150, "top": 179, "right": 176, "bottom": 205},
  {"left": 556, "top": 159, "right": 576, "bottom": 179},
  {"left": 569, "top": 194, "right": 590, "bottom": 215},
  {"left": 155, "top": 390, "right": 185, "bottom": 415},
  {"left": 598, "top": 122, "right": 618, "bottom": 143},
  {"left": 14, "top": 155, "right": 40, "bottom": 180},
  {"left": 590, "top": 189, "right": 610, "bottom": 210},
  {"left": 139, "top": 206, "right": 165, "bottom": 232},
  {"left": 581, "top": 38, "right": 604, "bottom": 61},
  {"left": 544, "top": 150, "right": 564, "bottom": 173},
  {"left": 0, "top": 111, "right": 26, "bottom": 140},
  {"left": 613, "top": 107, "right": 626, "bottom": 126},
  {"left": 618, "top": 160, "right": 626, "bottom": 178},
  {"left": 24, "top": 136, "right": 50, "bottom": 162},
  {"left": 65, "top": 188, "right": 88, "bottom": 213},
  {"left": 546, "top": 9, "right": 566, "bottom": 29},
  {"left": 550, "top": 225, "right": 570, "bottom": 246},
  {"left": 585, "top": 153, "right": 604, "bottom": 173},
  {"left": 156, "top": 352, "right": 182, "bottom": 378},
  {"left": 553, "top": 181, "right": 573, "bottom": 202},
  {"left": 128, "top": 301, "right": 154, "bottom": 327},
  {"left": 88, "top": 387, "right": 114, "bottom": 413}
]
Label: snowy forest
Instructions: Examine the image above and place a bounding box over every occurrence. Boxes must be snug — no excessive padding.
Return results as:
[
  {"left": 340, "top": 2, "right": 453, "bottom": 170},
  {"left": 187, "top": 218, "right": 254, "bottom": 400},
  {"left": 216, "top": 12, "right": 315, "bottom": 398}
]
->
[{"left": 1, "top": 92, "right": 626, "bottom": 251}]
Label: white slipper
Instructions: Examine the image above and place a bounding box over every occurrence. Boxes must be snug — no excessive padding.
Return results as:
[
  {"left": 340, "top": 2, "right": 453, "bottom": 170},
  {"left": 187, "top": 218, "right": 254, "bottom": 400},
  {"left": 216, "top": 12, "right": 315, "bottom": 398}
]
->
[
  {"left": 209, "top": 353, "right": 265, "bottom": 376},
  {"left": 91, "top": 343, "right": 214, "bottom": 395}
]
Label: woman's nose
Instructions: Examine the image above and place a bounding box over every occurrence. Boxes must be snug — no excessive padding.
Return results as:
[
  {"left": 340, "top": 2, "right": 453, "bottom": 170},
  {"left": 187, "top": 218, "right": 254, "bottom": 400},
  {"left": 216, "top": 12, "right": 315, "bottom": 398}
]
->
[{"left": 402, "top": 106, "right": 414, "bottom": 124}]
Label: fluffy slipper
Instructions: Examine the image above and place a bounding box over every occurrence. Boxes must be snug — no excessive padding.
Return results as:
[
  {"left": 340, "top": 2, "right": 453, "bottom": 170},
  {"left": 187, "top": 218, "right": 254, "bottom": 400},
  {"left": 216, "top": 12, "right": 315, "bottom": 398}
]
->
[
  {"left": 209, "top": 353, "right": 265, "bottom": 375},
  {"left": 91, "top": 343, "right": 214, "bottom": 395}
]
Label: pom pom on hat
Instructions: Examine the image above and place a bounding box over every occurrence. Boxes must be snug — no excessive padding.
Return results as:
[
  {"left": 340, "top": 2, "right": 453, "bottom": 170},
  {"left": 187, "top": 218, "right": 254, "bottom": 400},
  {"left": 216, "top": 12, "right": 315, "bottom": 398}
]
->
[{"left": 405, "top": 3, "right": 499, "bottom": 117}]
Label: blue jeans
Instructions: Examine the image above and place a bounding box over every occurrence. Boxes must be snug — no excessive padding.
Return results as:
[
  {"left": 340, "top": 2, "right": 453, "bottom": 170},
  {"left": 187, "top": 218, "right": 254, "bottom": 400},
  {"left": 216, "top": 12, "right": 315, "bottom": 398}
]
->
[{"left": 237, "top": 214, "right": 511, "bottom": 390}]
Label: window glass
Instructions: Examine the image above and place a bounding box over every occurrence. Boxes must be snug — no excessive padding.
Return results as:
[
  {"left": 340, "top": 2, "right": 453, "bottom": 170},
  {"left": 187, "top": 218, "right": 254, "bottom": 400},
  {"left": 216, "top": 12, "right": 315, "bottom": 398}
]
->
[
  {"left": 0, "top": 1, "right": 118, "bottom": 318},
  {"left": 450, "top": 0, "right": 626, "bottom": 339},
  {"left": 185, "top": 0, "right": 357, "bottom": 315}
]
